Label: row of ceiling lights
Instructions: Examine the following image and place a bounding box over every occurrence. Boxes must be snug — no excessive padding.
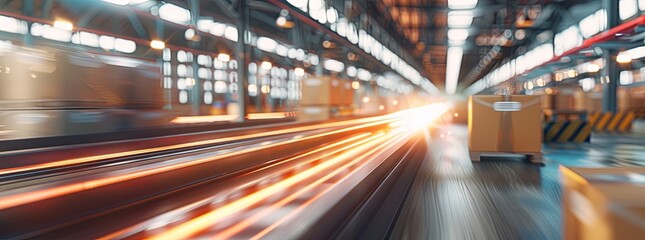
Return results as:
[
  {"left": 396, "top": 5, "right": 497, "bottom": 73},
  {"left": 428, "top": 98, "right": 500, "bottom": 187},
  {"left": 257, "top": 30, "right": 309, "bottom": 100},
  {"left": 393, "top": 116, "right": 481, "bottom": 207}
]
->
[{"left": 445, "top": 0, "right": 478, "bottom": 95}]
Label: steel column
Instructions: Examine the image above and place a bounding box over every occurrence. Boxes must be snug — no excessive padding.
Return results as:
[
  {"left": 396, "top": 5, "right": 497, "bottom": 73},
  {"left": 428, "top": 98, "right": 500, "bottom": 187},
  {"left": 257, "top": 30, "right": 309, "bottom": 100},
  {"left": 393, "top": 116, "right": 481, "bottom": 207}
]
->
[
  {"left": 601, "top": 0, "right": 620, "bottom": 113},
  {"left": 236, "top": 0, "right": 249, "bottom": 121}
]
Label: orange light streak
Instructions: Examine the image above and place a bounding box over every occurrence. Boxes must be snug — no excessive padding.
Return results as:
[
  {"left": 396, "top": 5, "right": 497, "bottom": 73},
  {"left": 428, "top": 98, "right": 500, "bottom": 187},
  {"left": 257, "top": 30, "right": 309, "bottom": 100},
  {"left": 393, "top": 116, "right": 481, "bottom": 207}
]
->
[
  {"left": 0, "top": 115, "right": 395, "bottom": 176},
  {"left": 148, "top": 132, "right": 392, "bottom": 240},
  {"left": 0, "top": 120, "right": 388, "bottom": 210},
  {"left": 213, "top": 133, "right": 409, "bottom": 240}
]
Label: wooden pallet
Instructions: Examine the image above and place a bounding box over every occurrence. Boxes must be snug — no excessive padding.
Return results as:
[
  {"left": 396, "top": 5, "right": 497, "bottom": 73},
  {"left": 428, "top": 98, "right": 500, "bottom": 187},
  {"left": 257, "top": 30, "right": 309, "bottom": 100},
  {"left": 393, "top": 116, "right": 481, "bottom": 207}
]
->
[{"left": 469, "top": 151, "right": 543, "bottom": 164}]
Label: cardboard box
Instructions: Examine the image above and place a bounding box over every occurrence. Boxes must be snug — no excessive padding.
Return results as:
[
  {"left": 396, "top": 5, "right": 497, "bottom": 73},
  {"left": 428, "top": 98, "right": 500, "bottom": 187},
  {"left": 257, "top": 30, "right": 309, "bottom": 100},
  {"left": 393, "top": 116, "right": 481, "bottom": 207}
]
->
[
  {"left": 561, "top": 166, "right": 645, "bottom": 240},
  {"left": 468, "top": 95, "right": 542, "bottom": 161},
  {"left": 300, "top": 77, "right": 353, "bottom": 105}
]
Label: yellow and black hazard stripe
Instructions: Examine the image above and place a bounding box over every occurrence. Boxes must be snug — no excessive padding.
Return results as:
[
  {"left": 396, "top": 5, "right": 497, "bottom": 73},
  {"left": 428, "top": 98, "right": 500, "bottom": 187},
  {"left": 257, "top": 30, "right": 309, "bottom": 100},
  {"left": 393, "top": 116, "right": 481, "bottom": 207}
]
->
[
  {"left": 544, "top": 120, "right": 591, "bottom": 143},
  {"left": 589, "top": 111, "right": 635, "bottom": 132}
]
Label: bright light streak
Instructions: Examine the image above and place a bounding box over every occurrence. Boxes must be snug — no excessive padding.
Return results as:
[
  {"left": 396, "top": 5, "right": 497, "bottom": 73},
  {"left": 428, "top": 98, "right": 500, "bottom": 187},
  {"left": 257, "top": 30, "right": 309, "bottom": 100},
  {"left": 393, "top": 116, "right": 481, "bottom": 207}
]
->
[
  {"left": 247, "top": 112, "right": 287, "bottom": 120},
  {"left": 0, "top": 114, "right": 398, "bottom": 178},
  {"left": 53, "top": 20, "right": 73, "bottom": 31},
  {"left": 448, "top": 0, "right": 478, "bottom": 9},
  {"left": 100, "top": 132, "right": 376, "bottom": 240},
  {"left": 388, "top": 103, "right": 449, "bottom": 131},
  {"left": 445, "top": 47, "right": 463, "bottom": 95},
  {"left": 170, "top": 115, "right": 238, "bottom": 124},
  {"left": 159, "top": 3, "right": 191, "bottom": 25},
  {"left": 150, "top": 40, "right": 165, "bottom": 49},
  {"left": 447, "top": 11, "right": 473, "bottom": 27},
  {"left": 0, "top": 118, "right": 395, "bottom": 211},
  {"left": 150, "top": 132, "right": 389, "bottom": 240}
]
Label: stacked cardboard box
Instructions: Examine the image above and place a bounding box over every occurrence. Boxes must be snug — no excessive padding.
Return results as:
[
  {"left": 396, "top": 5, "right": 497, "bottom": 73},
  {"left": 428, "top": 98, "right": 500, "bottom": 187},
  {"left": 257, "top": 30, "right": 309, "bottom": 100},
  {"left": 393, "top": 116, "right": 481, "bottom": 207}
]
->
[
  {"left": 561, "top": 166, "right": 645, "bottom": 240},
  {"left": 299, "top": 77, "right": 354, "bottom": 122},
  {"left": 468, "top": 95, "right": 542, "bottom": 162}
]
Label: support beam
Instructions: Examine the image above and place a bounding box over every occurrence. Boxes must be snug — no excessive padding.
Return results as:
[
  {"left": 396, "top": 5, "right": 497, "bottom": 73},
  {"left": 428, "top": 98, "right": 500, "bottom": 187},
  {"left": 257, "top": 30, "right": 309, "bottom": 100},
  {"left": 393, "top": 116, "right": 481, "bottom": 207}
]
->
[
  {"left": 236, "top": 0, "right": 249, "bottom": 121},
  {"left": 41, "top": 0, "right": 53, "bottom": 19},
  {"left": 127, "top": 12, "right": 150, "bottom": 40},
  {"left": 601, "top": 0, "right": 619, "bottom": 113},
  {"left": 22, "top": 0, "right": 33, "bottom": 47}
]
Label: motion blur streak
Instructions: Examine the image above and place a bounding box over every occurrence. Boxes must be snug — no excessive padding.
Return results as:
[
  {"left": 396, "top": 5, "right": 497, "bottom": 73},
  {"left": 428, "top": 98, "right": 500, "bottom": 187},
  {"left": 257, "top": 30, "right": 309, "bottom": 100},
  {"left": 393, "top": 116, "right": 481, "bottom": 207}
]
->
[
  {"left": 149, "top": 132, "right": 391, "bottom": 240},
  {"left": 152, "top": 105, "right": 446, "bottom": 239},
  {"left": 247, "top": 112, "right": 289, "bottom": 119},
  {"left": 0, "top": 118, "right": 392, "bottom": 210},
  {"left": 98, "top": 133, "right": 373, "bottom": 240},
  {"left": 0, "top": 114, "right": 395, "bottom": 176},
  {"left": 217, "top": 133, "right": 411, "bottom": 240},
  {"left": 170, "top": 115, "right": 239, "bottom": 123}
]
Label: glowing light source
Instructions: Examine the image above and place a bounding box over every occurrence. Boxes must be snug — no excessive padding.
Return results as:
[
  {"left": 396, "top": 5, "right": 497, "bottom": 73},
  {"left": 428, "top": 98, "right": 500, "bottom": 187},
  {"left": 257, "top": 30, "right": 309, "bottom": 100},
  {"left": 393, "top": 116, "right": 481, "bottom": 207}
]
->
[
  {"left": 362, "top": 96, "right": 370, "bottom": 103},
  {"left": 53, "top": 20, "right": 73, "bottom": 31},
  {"left": 261, "top": 61, "right": 272, "bottom": 70},
  {"left": 447, "top": 29, "right": 469, "bottom": 41},
  {"left": 324, "top": 59, "right": 344, "bottom": 72},
  {"left": 447, "top": 11, "right": 474, "bottom": 28},
  {"left": 351, "top": 81, "right": 360, "bottom": 89},
  {"left": 0, "top": 16, "right": 26, "bottom": 34},
  {"left": 357, "top": 68, "right": 372, "bottom": 81},
  {"left": 159, "top": 3, "right": 191, "bottom": 25},
  {"left": 224, "top": 26, "right": 238, "bottom": 42},
  {"left": 294, "top": 67, "right": 305, "bottom": 76},
  {"left": 347, "top": 66, "right": 357, "bottom": 77},
  {"left": 616, "top": 53, "right": 632, "bottom": 63},
  {"left": 448, "top": 0, "right": 478, "bottom": 9},
  {"left": 445, "top": 47, "right": 463, "bottom": 95},
  {"left": 256, "top": 37, "right": 278, "bottom": 52},
  {"left": 114, "top": 38, "right": 136, "bottom": 53},
  {"left": 217, "top": 53, "right": 231, "bottom": 62},
  {"left": 586, "top": 63, "right": 600, "bottom": 73},
  {"left": 150, "top": 40, "right": 165, "bottom": 49}
]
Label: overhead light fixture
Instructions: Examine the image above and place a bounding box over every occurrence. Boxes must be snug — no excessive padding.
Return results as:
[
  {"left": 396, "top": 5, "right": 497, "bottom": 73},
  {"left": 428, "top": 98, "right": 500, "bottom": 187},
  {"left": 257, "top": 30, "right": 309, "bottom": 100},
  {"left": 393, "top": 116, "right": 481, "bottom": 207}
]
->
[
  {"left": 150, "top": 40, "right": 165, "bottom": 49},
  {"left": 276, "top": 9, "right": 295, "bottom": 29},
  {"left": 217, "top": 53, "right": 230, "bottom": 62},
  {"left": 159, "top": 3, "right": 191, "bottom": 25},
  {"left": 616, "top": 52, "right": 632, "bottom": 63},
  {"left": 261, "top": 61, "right": 273, "bottom": 70},
  {"left": 445, "top": 47, "right": 464, "bottom": 95},
  {"left": 448, "top": 0, "right": 478, "bottom": 9},
  {"left": 294, "top": 67, "right": 305, "bottom": 76},
  {"left": 447, "top": 29, "right": 469, "bottom": 41},
  {"left": 447, "top": 11, "right": 473, "bottom": 28},
  {"left": 53, "top": 20, "right": 73, "bottom": 31},
  {"left": 256, "top": 37, "right": 278, "bottom": 52},
  {"left": 184, "top": 28, "right": 200, "bottom": 41},
  {"left": 324, "top": 59, "right": 344, "bottom": 72},
  {"left": 322, "top": 40, "right": 336, "bottom": 48},
  {"left": 102, "top": 0, "right": 130, "bottom": 5}
]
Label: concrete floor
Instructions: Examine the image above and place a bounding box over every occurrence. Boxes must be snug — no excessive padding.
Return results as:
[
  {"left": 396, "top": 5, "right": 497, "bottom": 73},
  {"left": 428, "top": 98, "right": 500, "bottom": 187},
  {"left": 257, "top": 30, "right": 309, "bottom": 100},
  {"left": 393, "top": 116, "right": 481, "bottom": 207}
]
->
[{"left": 390, "top": 125, "right": 644, "bottom": 240}]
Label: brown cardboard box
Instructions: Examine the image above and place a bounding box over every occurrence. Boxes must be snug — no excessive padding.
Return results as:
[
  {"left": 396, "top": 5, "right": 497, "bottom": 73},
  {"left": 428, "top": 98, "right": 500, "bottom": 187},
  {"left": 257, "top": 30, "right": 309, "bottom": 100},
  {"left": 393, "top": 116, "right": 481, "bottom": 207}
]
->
[
  {"left": 561, "top": 166, "right": 645, "bottom": 240},
  {"left": 300, "top": 77, "right": 353, "bottom": 105},
  {"left": 468, "top": 95, "right": 542, "bottom": 161}
]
